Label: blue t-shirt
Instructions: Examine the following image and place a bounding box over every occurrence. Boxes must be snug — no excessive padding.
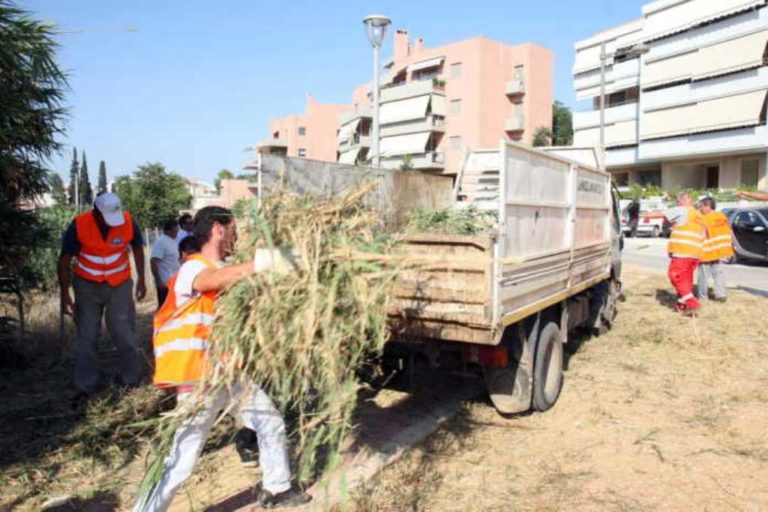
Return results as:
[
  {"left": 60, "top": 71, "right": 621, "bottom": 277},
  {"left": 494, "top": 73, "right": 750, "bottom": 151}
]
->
[{"left": 61, "top": 214, "right": 144, "bottom": 256}]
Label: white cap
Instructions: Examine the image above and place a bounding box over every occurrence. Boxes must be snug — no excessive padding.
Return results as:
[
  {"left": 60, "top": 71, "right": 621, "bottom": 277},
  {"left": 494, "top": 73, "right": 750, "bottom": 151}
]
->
[{"left": 94, "top": 192, "right": 125, "bottom": 227}]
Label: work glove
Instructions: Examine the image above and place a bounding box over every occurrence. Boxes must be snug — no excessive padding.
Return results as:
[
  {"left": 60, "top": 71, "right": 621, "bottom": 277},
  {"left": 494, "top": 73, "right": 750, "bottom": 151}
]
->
[{"left": 253, "top": 247, "right": 300, "bottom": 275}]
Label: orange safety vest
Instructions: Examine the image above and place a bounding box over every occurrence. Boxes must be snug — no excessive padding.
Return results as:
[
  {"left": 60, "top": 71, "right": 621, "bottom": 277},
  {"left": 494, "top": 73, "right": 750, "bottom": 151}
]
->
[
  {"left": 73, "top": 210, "right": 134, "bottom": 286},
  {"left": 701, "top": 211, "right": 735, "bottom": 262},
  {"left": 667, "top": 206, "right": 707, "bottom": 259},
  {"left": 152, "top": 254, "right": 217, "bottom": 388}
]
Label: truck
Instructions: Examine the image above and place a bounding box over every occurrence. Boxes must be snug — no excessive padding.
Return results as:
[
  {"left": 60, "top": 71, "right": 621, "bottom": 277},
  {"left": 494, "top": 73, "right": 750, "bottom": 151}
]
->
[{"left": 252, "top": 141, "right": 622, "bottom": 415}]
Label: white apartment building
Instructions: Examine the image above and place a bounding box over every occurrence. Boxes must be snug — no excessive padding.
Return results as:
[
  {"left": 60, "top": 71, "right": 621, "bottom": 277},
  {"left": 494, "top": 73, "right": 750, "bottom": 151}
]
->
[{"left": 573, "top": 0, "right": 768, "bottom": 190}]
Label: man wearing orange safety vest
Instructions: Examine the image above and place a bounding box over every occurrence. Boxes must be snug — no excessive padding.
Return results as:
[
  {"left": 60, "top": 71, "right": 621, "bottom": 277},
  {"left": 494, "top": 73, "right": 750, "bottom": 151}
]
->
[
  {"left": 133, "top": 206, "right": 310, "bottom": 512},
  {"left": 696, "top": 197, "right": 734, "bottom": 302},
  {"left": 662, "top": 192, "right": 708, "bottom": 315},
  {"left": 58, "top": 192, "right": 147, "bottom": 401}
]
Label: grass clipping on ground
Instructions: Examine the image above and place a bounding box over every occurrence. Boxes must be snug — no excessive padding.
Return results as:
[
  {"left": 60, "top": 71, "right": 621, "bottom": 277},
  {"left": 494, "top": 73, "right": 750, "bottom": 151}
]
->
[{"left": 137, "top": 183, "right": 401, "bottom": 504}]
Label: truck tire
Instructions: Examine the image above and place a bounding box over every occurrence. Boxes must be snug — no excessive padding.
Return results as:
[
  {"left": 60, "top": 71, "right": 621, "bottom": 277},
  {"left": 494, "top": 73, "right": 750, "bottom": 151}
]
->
[{"left": 532, "top": 322, "right": 564, "bottom": 412}]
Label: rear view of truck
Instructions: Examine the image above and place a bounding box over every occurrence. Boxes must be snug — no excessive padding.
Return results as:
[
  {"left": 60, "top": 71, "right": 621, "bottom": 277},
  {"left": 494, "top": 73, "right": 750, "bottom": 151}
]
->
[{"left": 388, "top": 141, "right": 621, "bottom": 414}]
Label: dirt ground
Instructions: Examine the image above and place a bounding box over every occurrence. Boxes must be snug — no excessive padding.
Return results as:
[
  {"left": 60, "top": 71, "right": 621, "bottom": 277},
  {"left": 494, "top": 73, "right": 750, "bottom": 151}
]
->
[
  {"left": 349, "top": 266, "right": 768, "bottom": 512},
  {"left": 2, "top": 267, "right": 767, "bottom": 511}
]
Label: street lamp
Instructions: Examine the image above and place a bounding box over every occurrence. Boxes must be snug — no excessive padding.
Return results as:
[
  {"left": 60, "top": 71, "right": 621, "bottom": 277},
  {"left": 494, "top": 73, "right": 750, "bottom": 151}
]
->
[
  {"left": 363, "top": 14, "right": 391, "bottom": 167},
  {"left": 599, "top": 42, "right": 650, "bottom": 147}
]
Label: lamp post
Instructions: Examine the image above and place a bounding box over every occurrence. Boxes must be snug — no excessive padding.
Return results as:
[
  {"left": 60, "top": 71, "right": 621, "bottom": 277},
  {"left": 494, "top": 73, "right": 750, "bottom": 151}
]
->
[
  {"left": 363, "top": 14, "right": 391, "bottom": 167},
  {"left": 599, "top": 42, "right": 650, "bottom": 148}
]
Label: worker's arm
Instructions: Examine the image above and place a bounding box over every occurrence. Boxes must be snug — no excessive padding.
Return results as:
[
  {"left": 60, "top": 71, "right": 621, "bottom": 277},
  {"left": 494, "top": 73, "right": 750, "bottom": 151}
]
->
[
  {"left": 737, "top": 191, "right": 768, "bottom": 201},
  {"left": 193, "top": 249, "right": 298, "bottom": 293},
  {"left": 132, "top": 245, "right": 147, "bottom": 300},
  {"left": 58, "top": 253, "right": 75, "bottom": 316},
  {"left": 643, "top": 211, "right": 666, "bottom": 220},
  {"left": 193, "top": 262, "right": 254, "bottom": 293},
  {"left": 150, "top": 257, "right": 162, "bottom": 287}
]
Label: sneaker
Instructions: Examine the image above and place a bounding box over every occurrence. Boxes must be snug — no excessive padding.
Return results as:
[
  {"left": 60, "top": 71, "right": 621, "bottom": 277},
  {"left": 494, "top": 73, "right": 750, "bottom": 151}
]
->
[{"left": 257, "top": 487, "right": 312, "bottom": 509}]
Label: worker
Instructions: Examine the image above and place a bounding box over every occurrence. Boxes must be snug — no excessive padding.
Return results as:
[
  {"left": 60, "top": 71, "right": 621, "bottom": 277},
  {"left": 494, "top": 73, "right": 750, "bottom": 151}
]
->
[
  {"left": 150, "top": 219, "right": 180, "bottom": 308},
  {"left": 696, "top": 197, "right": 734, "bottom": 302},
  {"left": 662, "top": 192, "right": 707, "bottom": 314},
  {"left": 134, "top": 206, "right": 310, "bottom": 512},
  {"left": 736, "top": 190, "right": 768, "bottom": 201},
  {"left": 177, "top": 213, "right": 194, "bottom": 241},
  {"left": 58, "top": 192, "right": 147, "bottom": 401}
]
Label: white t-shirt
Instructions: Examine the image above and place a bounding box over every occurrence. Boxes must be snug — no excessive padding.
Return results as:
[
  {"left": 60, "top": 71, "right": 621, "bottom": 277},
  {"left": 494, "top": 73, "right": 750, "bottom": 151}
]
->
[
  {"left": 173, "top": 258, "right": 223, "bottom": 308},
  {"left": 150, "top": 234, "right": 181, "bottom": 285}
]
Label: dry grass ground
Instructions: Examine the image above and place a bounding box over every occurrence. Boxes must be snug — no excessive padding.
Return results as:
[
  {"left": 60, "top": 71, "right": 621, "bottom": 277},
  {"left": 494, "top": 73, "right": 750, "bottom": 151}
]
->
[
  {"left": 348, "top": 267, "right": 768, "bottom": 511},
  {"left": 1, "top": 267, "right": 767, "bottom": 511}
]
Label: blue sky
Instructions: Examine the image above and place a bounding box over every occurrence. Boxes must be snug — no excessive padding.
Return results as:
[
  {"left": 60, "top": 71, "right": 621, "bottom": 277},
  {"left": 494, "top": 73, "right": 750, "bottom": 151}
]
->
[{"left": 28, "top": 0, "right": 649, "bottom": 183}]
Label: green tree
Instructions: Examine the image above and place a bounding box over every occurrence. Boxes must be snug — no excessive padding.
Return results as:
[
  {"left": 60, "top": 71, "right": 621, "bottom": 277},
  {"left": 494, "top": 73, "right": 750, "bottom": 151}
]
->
[
  {"left": 48, "top": 173, "right": 67, "bottom": 205},
  {"left": 98, "top": 160, "right": 108, "bottom": 193},
  {"left": 0, "top": 1, "right": 68, "bottom": 287},
  {"left": 552, "top": 101, "right": 573, "bottom": 146},
  {"left": 399, "top": 154, "right": 415, "bottom": 172},
  {"left": 79, "top": 150, "right": 92, "bottom": 206},
  {"left": 213, "top": 168, "right": 234, "bottom": 193},
  {"left": 67, "top": 147, "right": 78, "bottom": 205},
  {"left": 113, "top": 162, "right": 192, "bottom": 229},
  {"left": 532, "top": 127, "right": 553, "bottom": 147}
]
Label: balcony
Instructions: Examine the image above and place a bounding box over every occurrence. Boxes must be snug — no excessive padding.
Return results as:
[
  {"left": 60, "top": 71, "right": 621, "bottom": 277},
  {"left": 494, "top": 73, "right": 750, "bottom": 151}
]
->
[
  {"left": 380, "top": 115, "right": 446, "bottom": 138},
  {"left": 380, "top": 79, "right": 446, "bottom": 103},
  {"left": 380, "top": 151, "right": 445, "bottom": 170},
  {"left": 573, "top": 101, "right": 638, "bottom": 130},
  {"left": 505, "top": 113, "right": 525, "bottom": 132},
  {"left": 256, "top": 138, "right": 288, "bottom": 155},
  {"left": 506, "top": 79, "right": 526, "bottom": 96},
  {"left": 339, "top": 106, "right": 372, "bottom": 126}
]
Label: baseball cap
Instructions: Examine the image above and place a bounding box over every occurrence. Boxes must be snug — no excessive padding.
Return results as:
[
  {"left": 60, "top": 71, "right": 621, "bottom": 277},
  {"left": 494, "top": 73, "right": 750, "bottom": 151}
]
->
[{"left": 94, "top": 192, "right": 125, "bottom": 227}]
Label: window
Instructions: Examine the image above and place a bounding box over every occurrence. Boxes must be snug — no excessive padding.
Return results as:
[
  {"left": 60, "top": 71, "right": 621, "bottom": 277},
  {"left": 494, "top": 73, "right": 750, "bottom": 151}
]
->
[
  {"left": 734, "top": 211, "right": 762, "bottom": 228},
  {"left": 613, "top": 172, "right": 629, "bottom": 187},
  {"left": 635, "top": 170, "right": 661, "bottom": 187},
  {"left": 413, "top": 67, "right": 439, "bottom": 82},
  {"left": 449, "top": 136, "right": 462, "bottom": 150},
  {"left": 298, "top": 148, "right": 307, "bottom": 158},
  {"left": 741, "top": 159, "right": 759, "bottom": 187},
  {"left": 298, "top": 127, "right": 306, "bottom": 136},
  {"left": 449, "top": 99, "right": 462, "bottom": 115},
  {"left": 514, "top": 64, "right": 524, "bottom": 81},
  {"left": 450, "top": 62, "right": 463, "bottom": 79},
  {"left": 272, "top": 131, "right": 280, "bottom": 139}
]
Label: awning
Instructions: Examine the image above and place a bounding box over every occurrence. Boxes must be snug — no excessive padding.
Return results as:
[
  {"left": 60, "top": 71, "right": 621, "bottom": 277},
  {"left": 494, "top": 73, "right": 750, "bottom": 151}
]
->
[
  {"left": 643, "top": 50, "right": 696, "bottom": 88},
  {"left": 431, "top": 95, "right": 447, "bottom": 117},
  {"left": 407, "top": 56, "right": 444, "bottom": 73},
  {"left": 643, "top": 0, "right": 764, "bottom": 43},
  {"left": 338, "top": 147, "right": 362, "bottom": 165},
  {"left": 694, "top": 29, "right": 768, "bottom": 80},
  {"left": 379, "top": 132, "right": 431, "bottom": 157},
  {"left": 380, "top": 95, "right": 431, "bottom": 124},
  {"left": 336, "top": 118, "right": 361, "bottom": 143},
  {"left": 641, "top": 90, "right": 767, "bottom": 139},
  {"left": 689, "top": 90, "right": 767, "bottom": 134},
  {"left": 573, "top": 43, "right": 605, "bottom": 74}
]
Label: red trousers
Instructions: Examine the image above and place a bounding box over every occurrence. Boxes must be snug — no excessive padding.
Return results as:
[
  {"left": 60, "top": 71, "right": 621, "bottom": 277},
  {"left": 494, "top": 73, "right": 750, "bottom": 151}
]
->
[{"left": 668, "top": 257, "right": 700, "bottom": 310}]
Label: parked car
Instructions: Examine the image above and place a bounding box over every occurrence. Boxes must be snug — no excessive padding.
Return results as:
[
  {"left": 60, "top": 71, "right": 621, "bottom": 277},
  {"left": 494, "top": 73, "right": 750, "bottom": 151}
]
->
[
  {"left": 637, "top": 201, "right": 671, "bottom": 238},
  {"left": 728, "top": 207, "right": 768, "bottom": 263}
]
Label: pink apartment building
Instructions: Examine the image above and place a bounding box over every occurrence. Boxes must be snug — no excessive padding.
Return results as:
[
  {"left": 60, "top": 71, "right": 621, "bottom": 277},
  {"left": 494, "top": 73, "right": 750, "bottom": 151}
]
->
[
  {"left": 339, "top": 31, "right": 553, "bottom": 174},
  {"left": 256, "top": 93, "right": 348, "bottom": 162},
  {"left": 256, "top": 29, "right": 553, "bottom": 176}
]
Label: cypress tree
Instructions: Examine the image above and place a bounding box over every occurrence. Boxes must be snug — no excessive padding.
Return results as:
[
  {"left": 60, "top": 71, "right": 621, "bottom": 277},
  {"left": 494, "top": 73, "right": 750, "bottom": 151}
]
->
[
  {"left": 79, "top": 150, "right": 93, "bottom": 206},
  {"left": 67, "top": 147, "right": 78, "bottom": 205},
  {"left": 98, "top": 160, "right": 108, "bottom": 193}
]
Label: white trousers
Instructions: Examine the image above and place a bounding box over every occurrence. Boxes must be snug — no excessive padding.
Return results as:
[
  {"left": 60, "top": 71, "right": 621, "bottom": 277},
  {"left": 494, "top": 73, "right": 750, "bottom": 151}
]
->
[{"left": 133, "top": 383, "right": 292, "bottom": 512}]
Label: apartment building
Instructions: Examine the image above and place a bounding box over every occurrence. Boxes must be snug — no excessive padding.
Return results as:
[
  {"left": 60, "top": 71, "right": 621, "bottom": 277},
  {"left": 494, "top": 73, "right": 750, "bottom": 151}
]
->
[
  {"left": 572, "top": 0, "right": 768, "bottom": 190},
  {"left": 338, "top": 31, "right": 553, "bottom": 174},
  {"left": 256, "top": 93, "right": 348, "bottom": 162}
]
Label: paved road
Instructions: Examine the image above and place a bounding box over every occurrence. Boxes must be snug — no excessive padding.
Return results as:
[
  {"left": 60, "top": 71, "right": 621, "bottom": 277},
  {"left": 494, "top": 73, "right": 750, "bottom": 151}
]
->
[{"left": 622, "top": 236, "right": 768, "bottom": 297}]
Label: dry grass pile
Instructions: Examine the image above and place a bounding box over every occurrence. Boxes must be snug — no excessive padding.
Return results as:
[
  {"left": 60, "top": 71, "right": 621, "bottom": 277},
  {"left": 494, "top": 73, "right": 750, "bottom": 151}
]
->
[
  {"left": 404, "top": 206, "right": 497, "bottom": 235},
  {"left": 137, "top": 184, "right": 401, "bottom": 504}
]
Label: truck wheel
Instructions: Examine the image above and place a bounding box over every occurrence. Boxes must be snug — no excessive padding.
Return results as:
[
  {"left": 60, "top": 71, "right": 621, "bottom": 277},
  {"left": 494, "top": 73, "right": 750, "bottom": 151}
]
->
[
  {"left": 483, "top": 361, "right": 532, "bottom": 415},
  {"left": 532, "top": 322, "right": 564, "bottom": 412}
]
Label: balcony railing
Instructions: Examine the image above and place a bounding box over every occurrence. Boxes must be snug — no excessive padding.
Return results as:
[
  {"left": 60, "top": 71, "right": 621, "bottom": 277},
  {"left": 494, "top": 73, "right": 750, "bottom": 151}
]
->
[
  {"left": 505, "top": 114, "right": 525, "bottom": 132},
  {"left": 506, "top": 79, "right": 525, "bottom": 96}
]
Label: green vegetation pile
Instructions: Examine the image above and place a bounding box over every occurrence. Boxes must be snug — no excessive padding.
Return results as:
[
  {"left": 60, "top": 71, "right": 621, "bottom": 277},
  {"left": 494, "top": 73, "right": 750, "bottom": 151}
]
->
[
  {"left": 137, "top": 184, "right": 401, "bottom": 503},
  {"left": 405, "top": 206, "right": 497, "bottom": 235}
]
